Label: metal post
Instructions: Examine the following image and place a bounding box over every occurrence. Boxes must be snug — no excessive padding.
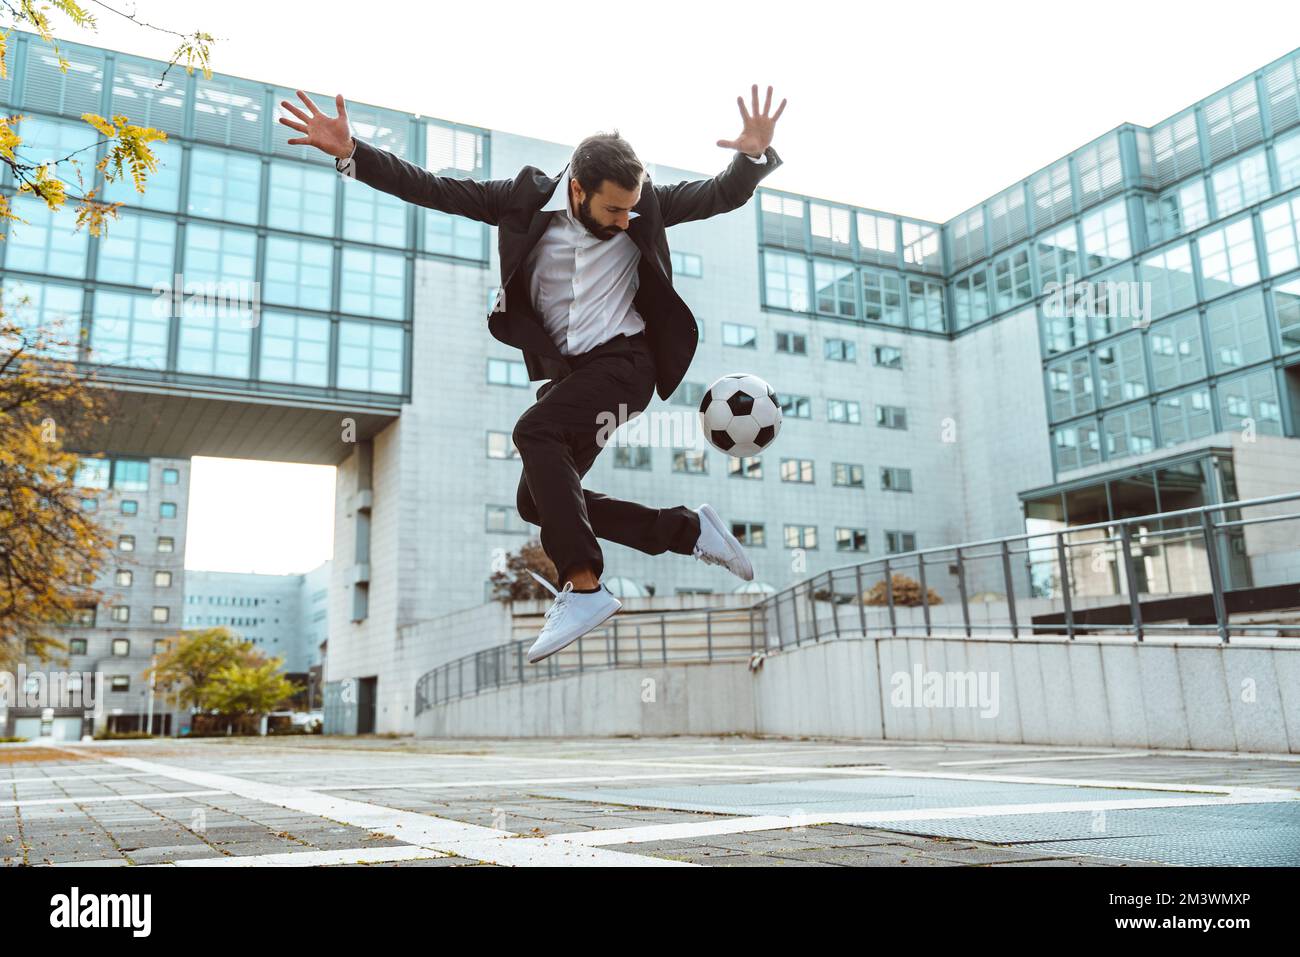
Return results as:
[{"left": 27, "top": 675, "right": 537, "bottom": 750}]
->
[
  {"left": 955, "top": 547, "right": 971, "bottom": 638},
  {"left": 1001, "top": 539, "right": 1018, "bottom": 639},
  {"left": 855, "top": 564, "right": 866, "bottom": 636},
  {"left": 790, "top": 588, "right": 800, "bottom": 648},
  {"left": 1200, "top": 510, "right": 1230, "bottom": 643},
  {"left": 517, "top": 641, "right": 525, "bottom": 683},
  {"left": 1119, "top": 524, "right": 1144, "bottom": 642},
  {"left": 661, "top": 616, "right": 668, "bottom": 662},
  {"left": 1056, "top": 532, "right": 1075, "bottom": 639},
  {"left": 884, "top": 558, "right": 897, "bottom": 638},
  {"left": 831, "top": 572, "right": 842, "bottom": 638},
  {"left": 458, "top": 657, "right": 464, "bottom": 698},
  {"left": 808, "top": 580, "right": 819, "bottom": 643},
  {"left": 917, "top": 554, "right": 931, "bottom": 637},
  {"left": 706, "top": 609, "right": 714, "bottom": 660}
]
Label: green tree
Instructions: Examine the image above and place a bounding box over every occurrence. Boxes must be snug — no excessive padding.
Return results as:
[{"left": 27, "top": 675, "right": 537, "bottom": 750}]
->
[{"left": 206, "top": 658, "right": 300, "bottom": 735}]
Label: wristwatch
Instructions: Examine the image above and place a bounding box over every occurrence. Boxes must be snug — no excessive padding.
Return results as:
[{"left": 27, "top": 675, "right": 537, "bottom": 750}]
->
[{"left": 335, "top": 137, "right": 358, "bottom": 178}]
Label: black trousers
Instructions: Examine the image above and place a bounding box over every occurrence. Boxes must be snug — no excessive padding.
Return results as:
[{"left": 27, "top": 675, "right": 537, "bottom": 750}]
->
[{"left": 513, "top": 332, "right": 701, "bottom": 584}]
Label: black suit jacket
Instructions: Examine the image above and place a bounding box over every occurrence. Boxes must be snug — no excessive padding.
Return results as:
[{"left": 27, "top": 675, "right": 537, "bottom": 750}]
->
[{"left": 347, "top": 138, "right": 783, "bottom": 399}]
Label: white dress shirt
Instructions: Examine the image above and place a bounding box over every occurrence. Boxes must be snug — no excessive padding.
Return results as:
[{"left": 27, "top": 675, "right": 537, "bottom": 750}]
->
[{"left": 336, "top": 138, "right": 769, "bottom": 357}]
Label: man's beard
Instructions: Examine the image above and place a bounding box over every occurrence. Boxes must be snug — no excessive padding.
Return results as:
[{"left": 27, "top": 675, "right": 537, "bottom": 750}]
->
[{"left": 576, "top": 194, "right": 621, "bottom": 241}]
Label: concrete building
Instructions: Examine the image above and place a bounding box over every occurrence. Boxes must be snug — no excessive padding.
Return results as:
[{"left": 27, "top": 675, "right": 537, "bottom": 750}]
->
[
  {"left": 2, "top": 455, "right": 191, "bottom": 739},
  {"left": 1, "top": 30, "right": 1297, "bottom": 733}
]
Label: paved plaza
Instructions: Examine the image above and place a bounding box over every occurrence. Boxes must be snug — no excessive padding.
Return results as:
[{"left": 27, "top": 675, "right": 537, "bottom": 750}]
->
[{"left": 2, "top": 735, "right": 1298, "bottom": 867}]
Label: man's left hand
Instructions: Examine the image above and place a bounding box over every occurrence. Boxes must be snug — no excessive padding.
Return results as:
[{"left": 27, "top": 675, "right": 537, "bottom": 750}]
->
[{"left": 716, "top": 84, "right": 787, "bottom": 158}]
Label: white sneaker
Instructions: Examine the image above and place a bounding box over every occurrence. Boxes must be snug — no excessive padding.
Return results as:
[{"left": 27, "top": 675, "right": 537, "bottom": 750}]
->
[
  {"left": 526, "top": 571, "right": 621, "bottom": 664},
  {"left": 692, "top": 504, "right": 754, "bottom": 581}
]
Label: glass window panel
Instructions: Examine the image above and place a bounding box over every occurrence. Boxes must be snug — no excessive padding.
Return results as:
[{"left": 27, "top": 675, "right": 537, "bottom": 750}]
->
[
  {"left": 5, "top": 194, "right": 89, "bottom": 277},
  {"left": 1210, "top": 151, "right": 1271, "bottom": 217},
  {"left": 426, "top": 210, "right": 484, "bottom": 260},
  {"left": 1138, "top": 242, "right": 1196, "bottom": 319},
  {"left": 102, "top": 138, "right": 182, "bottom": 212},
  {"left": 1260, "top": 196, "right": 1300, "bottom": 276},
  {"left": 177, "top": 295, "right": 252, "bottom": 377},
  {"left": 96, "top": 213, "right": 176, "bottom": 288},
  {"left": 264, "top": 236, "right": 333, "bottom": 310},
  {"left": 1275, "top": 129, "right": 1300, "bottom": 191},
  {"left": 906, "top": 278, "right": 945, "bottom": 332},
  {"left": 1206, "top": 290, "right": 1270, "bottom": 371},
  {"left": 1156, "top": 388, "right": 1214, "bottom": 447},
  {"left": 337, "top": 320, "right": 404, "bottom": 393},
  {"left": 340, "top": 248, "right": 406, "bottom": 319},
  {"left": 260, "top": 309, "right": 330, "bottom": 386},
  {"left": 762, "top": 250, "right": 809, "bottom": 312},
  {"left": 1271, "top": 276, "right": 1300, "bottom": 354},
  {"left": 187, "top": 147, "right": 262, "bottom": 223},
  {"left": 89, "top": 290, "right": 169, "bottom": 369},
  {"left": 1216, "top": 368, "right": 1282, "bottom": 435},
  {"left": 1102, "top": 405, "right": 1155, "bottom": 459},
  {"left": 862, "top": 269, "right": 903, "bottom": 325},
  {"left": 1096, "top": 332, "right": 1148, "bottom": 406},
  {"left": 1198, "top": 219, "right": 1259, "bottom": 295},
  {"left": 1080, "top": 199, "right": 1130, "bottom": 272},
  {"left": 813, "top": 259, "right": 857, "bottom": 318},
  {"left": 1147, "top": 312, "right": 1205, "bottom": 390},
  {"left": 183, "top": 223, "right": 257, "bottom": 285},
  {"left": 268, "top": 161, "right": 336, "bottom": 235},
  {"left": 343, "top": 179, "right": 407, "bottom": 246},
  {"left": 0, "top": 278, "right": 83, "bottom": 360}
]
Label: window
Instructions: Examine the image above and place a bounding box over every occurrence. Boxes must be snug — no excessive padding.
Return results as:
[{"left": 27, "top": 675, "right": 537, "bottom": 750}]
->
[
  {"left": 110, "top": 457, "right": 148, "bottom": 488},
  {"left": 1096, "top": 333, "right": 1148, "bottom": 406},
  {"left": 780, "top": 458, "right": 814, "bottom": 483},
  {"left": 1148, "top": 313, "right": 1205, "bottom": 390},
  {"left": 1081, "top": 200, "right": 1130, "bottom": 272},
  {"left": 1198, "top": 219, "right": 1259, "bottom": 294},
  {"left": 1144, "top": 179, "right": 1209, "bottom": 244},
  {"left": 991, "top": 247, "right": 1033, "bottom": 312},
  {"left": 862, "top": 269, "right": 904, "bottom": 325},
  {"left": 776, "top": 331, "right": 807, "bottom": 355},
  {"left": 154, "top": 639, "right": 169, "bottom": 655},
  {"left": 152, "top": 607, "right": 170, "bottom": 623},
  {"left": 188, "top": 147, "right": 261, "bottom": 223},
  {"left": 722, "top": 322, "right": 757, "bottom": 348},
  {"left": 728, "top": 456, "right": 763, "bottom": 479},
  {"left": 112, "top": 638, "right": 130, "bottom": 656},
  {"left": 119, "top": 535, "right": 135, "bottom": 552},
  {"left": 814, "top": 259, "right": 857, "bottom": 318},
  {"left": 80, "top": 497, "right": 98, "bottom": 513},
  {"left": 906, "top": 278, "right": 946, "bottom": 332},
  {"left": 783, "top": 525, "right": 818, "bottom": 549},
  {"left": 1053, "top": 422, "right": 1101, "bottom": 471},
  {"left": 824, "top": 338, "right": 856, "bottom": 361},
  {"left": 157, "top": 537, "right": 175, "bottom": 553},
  {"left": 72, "top": 459, "right": 108, "bottom": 489},
  {"left": 90, "top": 290, "right": 169, "bottom": 370},
  {"left": 485, "top": 505, "right": 528, "bottom": 533},
  {"left": 881, "top": 467, "right": 913, "bottom": 492},
  {"left": 613, "top": 446, "right": 651, "bottom": 470},
  {"left": 1036, "top": 223, "right": 1080, "bottom": 293},
  {"left": 780, "top": 394, "right": 811, "bottom": 418},
  {"left": 95, "top": 212, "right": 176, "bottom": 288},
  {"left": 873, "top": 345, "right": 903, "bottom": 369},
  {"left": 833, "top": 463, "right": 865, "bottom": 488},
  {"left": 343, "top": 178, "right": 407, "bottom": 247},
  {"left": 810, "top": 203, "right": 852, "bottom": 256},
  {"left": 828, "top": 399, "right": 861, "bottom": 424},
  {"left": 155, "top": 571, "right": 172, "bottom": 588},
  {"left": 763, "top": 250, "right": 809, "bottom": 311},
  {"left": 340, "top": 247, "right": 405, "bottom": 320},
  {"left": 260, "top": 310, "right": 330, "bottom": 387},
  {"left": 5, "top": 194, "right": 90, "bottom": 277},
  {"left": 1138, "top": 243, "right": 1197, "bottom": 319},
  {"left": 671, "top": 250, "right": 703, "bottom": 277},
  {"left": 487, "top": 358, "right": 528, "bottom": 387},
  {"left": 160, "top": 502, "right": 177, "bottom": 519},
  {"left": 1217, "top": 369, "right": 1282, "bottom": 435},
  {"left": 902, "top": 221, "right": 941, "bottom": 270},
  {"left": 120, "top": 500, "right": 138, "bottom": 515},
  {"left": 1046, "top": 354, "right": 1095, "bottom": 422},
  {"left": 338, "top": 320, "right": 404, "bottom": 394},
  {"left": 1157, "top": 388, "right": 1214, "bottom": 447},
  {"left": 885, "top": 531, "right": 916, "bottom": 554},
  {"left": 856, "top": 211, "right": 896, "bottom": 261},
  {"left": 670, "top": 382, "right": 706, "bottom": 407},
  {"left": 69, "top": 639, "right": 87, "bottom": 656},
  {"left": 111, "top": 606, "right": 130, "bottom": 623},
  {"left": 74, "top": 606, "right": 95, "bottom": 626},
  {"left": 672, "top": 449, "right": 708, "bottom": 474},
  {"left": 487, "top": 431, "right": 519, "bottom": 459},
  {"left": 115, "top": 570, "right": 133, "bottom": 587},
  {"left": 269, "top": 161, "right": 335, "bottom": 235},
  {"left": 732, "top": 522, "right": 766, "bottom": 547},
  {"left": 875, "top": 405, "right": 907, "bottom": 429},
  {"left": 111, "top": 676, "right": 130, "bottom": 692},
  {"left": 836, "top": 528, "right": 869, "bottom": 552},
  {"left": 1261, "top": 196, "right": 1300, "bottom": 276},
  {"left": 1276, "top": 128, "right": 1300, "bottom": 190},
  {"left": 162, "top": 468, "right": 179, "bottom": 485},
  {"left": 1102, "top": 405, "right": 1155, "bottom": 459},
  {"left": 1272, "top": 277, "right": 1300, "bottom": 354},
  {"left": 1206, "top": 291, "right": 1270, "bottom": 372},
  {"left": 264, "top": 236, "right": 333, "bottom": 310},
  {"left": 1211, "top": 151, "right": 1270, "bottom": 218},
  {"left": 952, "top": 268, "right": 990, "bottom": 329}
]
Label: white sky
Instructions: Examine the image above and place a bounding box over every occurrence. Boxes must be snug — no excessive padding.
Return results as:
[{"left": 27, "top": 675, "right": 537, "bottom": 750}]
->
[{"left": 49, "top": 0, "right": 1296, "bottom": 573}]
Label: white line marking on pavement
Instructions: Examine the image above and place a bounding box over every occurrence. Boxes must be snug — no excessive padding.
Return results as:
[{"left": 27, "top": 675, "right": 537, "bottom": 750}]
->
[
  {"left": 155, "top": 846, "right": 452, "bottom": 867},
  {"left": 551, "top": 793, "right": 1291, "bottom": 846},
  {"left": 47, "top": 748, "right": 689, "bottom": 868},
  {"left": 0, "top": 790, "right": 227, "bottom": 808},
  {"left": 937, "top": 752, "right": 1153, "bottom": 767}
]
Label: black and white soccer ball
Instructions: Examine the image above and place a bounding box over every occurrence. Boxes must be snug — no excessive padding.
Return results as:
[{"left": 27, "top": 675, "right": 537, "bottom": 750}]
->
[{"left": 698, "top": 373, "right": 783, "bottom": 458}]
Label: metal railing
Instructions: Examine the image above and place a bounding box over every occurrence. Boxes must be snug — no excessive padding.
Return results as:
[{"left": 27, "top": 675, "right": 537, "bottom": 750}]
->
[
  {"left": 756, "top": 491, "right": 1300, "bottom": 650},
  {"left": 415, "top": 605, "right": 760, "bottom": 715}
]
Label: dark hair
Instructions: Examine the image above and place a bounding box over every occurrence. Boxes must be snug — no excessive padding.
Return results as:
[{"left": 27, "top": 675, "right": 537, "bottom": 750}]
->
[{"left": 571, "top": 130, "right": 646, "bottom": 196}]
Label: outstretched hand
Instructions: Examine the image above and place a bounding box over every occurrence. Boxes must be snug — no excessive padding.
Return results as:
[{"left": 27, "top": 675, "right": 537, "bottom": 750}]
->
[
  {"left": 716, "top": 84, "right": 786, "bottom": 158},
  {"left": 279, "top": 90, "right": 354, "bottom": 159}
]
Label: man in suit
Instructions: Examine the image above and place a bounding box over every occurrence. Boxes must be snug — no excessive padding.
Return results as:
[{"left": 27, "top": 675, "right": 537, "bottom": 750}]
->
[{"left": 281, "top": 86, "right": 786, "bottom": 663}]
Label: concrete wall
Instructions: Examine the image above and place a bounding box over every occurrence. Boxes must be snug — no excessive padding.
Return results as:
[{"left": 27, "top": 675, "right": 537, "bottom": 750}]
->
[{"left": 416, "top": 632, "right": 1300, "bottom": 753}]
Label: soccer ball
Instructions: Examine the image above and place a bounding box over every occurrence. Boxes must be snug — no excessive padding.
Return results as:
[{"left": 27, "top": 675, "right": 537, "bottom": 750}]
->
[{"left": 698, "top": 373, "right": 783, "bottom": 458}]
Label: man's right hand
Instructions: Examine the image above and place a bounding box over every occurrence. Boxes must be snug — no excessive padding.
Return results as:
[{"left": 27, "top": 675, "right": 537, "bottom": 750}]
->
[{"left": 279, "top": 90, "right": 353, "bottom": 159}]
